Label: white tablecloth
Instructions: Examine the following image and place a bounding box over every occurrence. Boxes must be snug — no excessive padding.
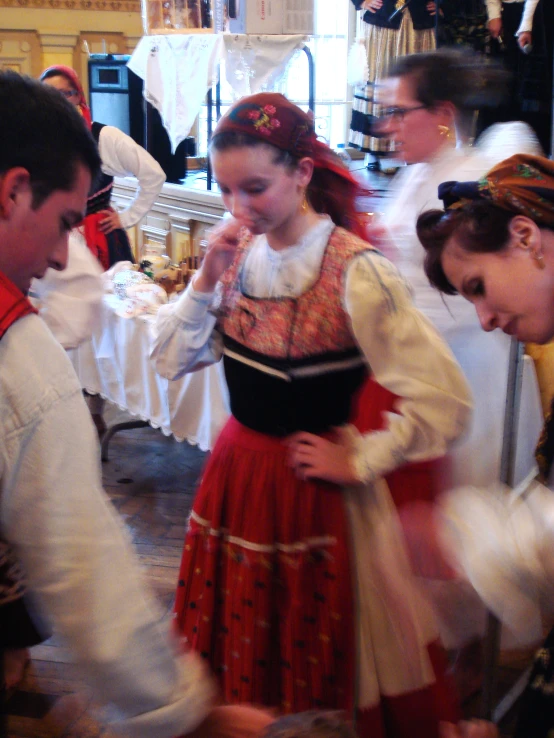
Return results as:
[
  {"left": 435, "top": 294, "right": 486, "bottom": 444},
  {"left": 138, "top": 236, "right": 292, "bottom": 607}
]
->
[{"left": 68, "top": 294, "right": 230, "bottom": 452}]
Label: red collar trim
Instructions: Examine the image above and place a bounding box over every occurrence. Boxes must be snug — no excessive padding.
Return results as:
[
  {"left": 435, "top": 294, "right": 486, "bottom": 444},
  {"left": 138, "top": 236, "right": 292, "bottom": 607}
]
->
[{"left": 0, "top": 271, "right": 37, "bottom": 340}]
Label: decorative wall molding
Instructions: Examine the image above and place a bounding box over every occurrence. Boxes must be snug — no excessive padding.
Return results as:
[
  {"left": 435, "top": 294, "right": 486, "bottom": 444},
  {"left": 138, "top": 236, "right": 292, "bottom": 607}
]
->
[
  {"left": 40, "top": 32, "right": 78, "bottom": 50},
  {"left": 0, "top": 0, "right": 140, "bottom": 11},
  {"left": 112, "top": 178, "right": 225, "bottom": 263},
  {"left": 0, "top": 30, "right": 42, "bottom": 75}
]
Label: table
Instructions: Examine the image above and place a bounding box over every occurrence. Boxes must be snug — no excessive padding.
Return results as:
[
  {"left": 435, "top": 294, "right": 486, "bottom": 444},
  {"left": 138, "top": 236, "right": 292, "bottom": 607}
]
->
[{"left": 68, "top": 294, "right": 230, "bottom": 457}]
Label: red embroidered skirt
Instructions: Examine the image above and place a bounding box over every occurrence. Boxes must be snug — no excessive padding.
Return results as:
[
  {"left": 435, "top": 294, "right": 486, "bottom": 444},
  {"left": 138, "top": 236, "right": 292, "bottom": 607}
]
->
[
  {"left": 173, "top": 416, "right": 356, "bottom": 714},
  {"left": 173, "top": 415, "right": 460, "bottom": 736}
]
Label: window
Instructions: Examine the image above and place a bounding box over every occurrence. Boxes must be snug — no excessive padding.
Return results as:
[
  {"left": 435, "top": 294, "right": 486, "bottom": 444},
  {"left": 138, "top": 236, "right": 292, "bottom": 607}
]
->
[{"left": 196, "top": 0, "right": 352, "bottom": 159}]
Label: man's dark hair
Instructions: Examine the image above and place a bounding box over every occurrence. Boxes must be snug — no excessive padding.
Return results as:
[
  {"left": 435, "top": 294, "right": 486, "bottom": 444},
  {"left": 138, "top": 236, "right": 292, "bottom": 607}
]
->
[{"left": 0, "top": 70, "right": 101, "bottom": 208}]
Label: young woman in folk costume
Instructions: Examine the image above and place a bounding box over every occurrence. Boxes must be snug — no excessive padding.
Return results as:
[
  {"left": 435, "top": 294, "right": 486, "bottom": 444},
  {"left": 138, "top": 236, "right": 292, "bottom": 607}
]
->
[
  {"left": 152, "top": 92, "right": 471, "bottom": 738},
  {"left": 40, "top": 65, "right": 165, "bottom": 270},
  {"left": 416, "top": 153, "right": 554, "bottom": 738}
]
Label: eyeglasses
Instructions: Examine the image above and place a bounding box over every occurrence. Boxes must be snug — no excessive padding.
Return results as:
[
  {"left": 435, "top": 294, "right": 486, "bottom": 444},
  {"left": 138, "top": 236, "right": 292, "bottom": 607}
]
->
[
  {"left": 378, "top": 105, "right": 427, "bottom": 122},
  {"left": 59, "top": 89, "right": 80, "bottom": 100}
]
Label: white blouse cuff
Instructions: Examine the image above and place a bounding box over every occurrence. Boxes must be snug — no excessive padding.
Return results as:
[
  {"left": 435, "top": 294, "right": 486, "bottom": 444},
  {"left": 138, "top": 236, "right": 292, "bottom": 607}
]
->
[
  {"left": 344, "top": 425, "right": 392, "bottom": 485},
  {"left": 174, "top": 284, "right": 216, "bottom": 323}
]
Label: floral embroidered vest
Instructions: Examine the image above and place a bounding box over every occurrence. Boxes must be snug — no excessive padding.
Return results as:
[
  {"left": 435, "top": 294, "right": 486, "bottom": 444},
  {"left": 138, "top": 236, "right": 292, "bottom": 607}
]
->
[{"left": 218, "top": 227, "right": 374, "bottom": 436}]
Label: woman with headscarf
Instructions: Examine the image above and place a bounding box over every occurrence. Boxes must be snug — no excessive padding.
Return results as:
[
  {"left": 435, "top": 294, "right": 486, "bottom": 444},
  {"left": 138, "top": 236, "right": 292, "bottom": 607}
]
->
[
  {"left": 151, "top": 91, "right": 473, "bottom": 737},
  {"left": 350, "top": 52, "right": 543, "bottom": 690},
  {"left": 40, "top": 65, "right": 165, "bottom": 270},
  {"left": 417, "top": 153, "right": 554, "bottom": 738},
  {"left": 38, "top": 66, "right": 166, "bottom": 436}
]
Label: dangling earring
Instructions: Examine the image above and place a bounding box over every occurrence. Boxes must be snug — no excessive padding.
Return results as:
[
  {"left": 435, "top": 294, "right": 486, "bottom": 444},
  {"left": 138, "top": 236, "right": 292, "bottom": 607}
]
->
[
  {"left": 301, "top": 191, "right": 309, "bottom": 214},
  {"left": 438, "top": 124, "right": 455, "bottom": 143},
  {"left": 521, "top": 237, "right": 546, "bottom": 269}
]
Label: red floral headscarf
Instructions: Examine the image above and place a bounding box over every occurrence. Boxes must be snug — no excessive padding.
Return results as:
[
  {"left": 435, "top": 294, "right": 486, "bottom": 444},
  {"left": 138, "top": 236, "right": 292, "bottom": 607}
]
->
[
  {"left": 213, "top": 93, "right": 372, "bottom": 241},
  {"left": 39, "top": 65, "right": 92, "bottom": 129}
]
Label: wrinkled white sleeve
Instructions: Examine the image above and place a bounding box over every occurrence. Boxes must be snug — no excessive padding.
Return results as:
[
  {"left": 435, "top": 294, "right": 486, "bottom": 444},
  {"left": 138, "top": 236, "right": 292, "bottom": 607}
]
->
[
  {"left": 98, "top": 126, "right": 166, "bottom": 230},
  {"left": 437, "top": 477, "right": 554, "bottom": 642},
  {"left": 30, "top": 234, "right": 103, "bottom": 350},
  {"left": 151, "top": 283, "right": 224, "bottom": 379},
  {"left": 485, "top": 0, "right": 502, "bottom": 21},
  {"left": 0, "top": 335, "right": 215, "bottom": 736},
  {"left": 517, "top": 0, "right": 539, "bottom": 33},
  {"left": 344, "top": 252, "right": 473, "bottom": 483}
]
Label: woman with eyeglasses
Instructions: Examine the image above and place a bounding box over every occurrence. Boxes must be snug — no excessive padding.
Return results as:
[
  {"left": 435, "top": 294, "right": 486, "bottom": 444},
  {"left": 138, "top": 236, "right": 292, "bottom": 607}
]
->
[
  {"left": 347, "top": 0, "right": 437, "bottom": 170},
  {"left": 354, "top": 48, "right": 544, "bottom": 695}
]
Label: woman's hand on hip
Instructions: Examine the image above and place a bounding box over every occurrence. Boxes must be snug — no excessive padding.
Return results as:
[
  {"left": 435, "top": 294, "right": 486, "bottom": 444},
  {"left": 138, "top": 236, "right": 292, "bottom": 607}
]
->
[
  {"left": 287, "top": 431, "right": 361, "bottom": 486},
  {"left": 361, "top": 0, "right": 382, "bottom": 12},
  {"left": 193, "top": 218, "right": 243, "bottom": 293},
  {"left": 98, "top": 210, "right": 123, "bottom": 234}
]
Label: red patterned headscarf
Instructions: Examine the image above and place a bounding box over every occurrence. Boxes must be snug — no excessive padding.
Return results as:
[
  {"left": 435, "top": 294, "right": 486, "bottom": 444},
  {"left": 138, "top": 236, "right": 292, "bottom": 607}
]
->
[
  {"left": 39, "top": 65, "right": 92, "bottom": 130},
  {"left": 439, "top": 154, "right": 554, "bottom": 228},
  {"left": 213, "top": 93, "right": 372, "bottom": 241}
]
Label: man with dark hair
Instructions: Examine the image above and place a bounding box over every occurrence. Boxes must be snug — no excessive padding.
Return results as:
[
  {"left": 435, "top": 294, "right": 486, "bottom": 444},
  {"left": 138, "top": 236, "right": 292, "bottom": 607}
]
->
[{"left": 0, "top": 70, "right": 216, "bottom": 736}]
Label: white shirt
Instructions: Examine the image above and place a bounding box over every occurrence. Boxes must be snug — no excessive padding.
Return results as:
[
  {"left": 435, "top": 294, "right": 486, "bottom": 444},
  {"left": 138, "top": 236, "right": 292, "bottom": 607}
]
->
[
  {"left": 98, "top": 125, "right": 166, "bottom": 230},
  {"left": 28, "top": 128, "right": 166, "bottom": 349},
  {"left": 0, "top": 314, "right": 215, "bottom": 736},
  {"left": 151, "top": 218, "right": 472, "bottom": 484},
  {"left": 29, "top": 236, "right": 103, "bottom": 350},
  {"left": 438, "top": 476, "right": 554, "bottom": 642},
  {"left": 485, "top": 0, "right": 540, "bottom": 34},
  {"left": 380, "top": 141, "right": 543, "bottom": 489}
]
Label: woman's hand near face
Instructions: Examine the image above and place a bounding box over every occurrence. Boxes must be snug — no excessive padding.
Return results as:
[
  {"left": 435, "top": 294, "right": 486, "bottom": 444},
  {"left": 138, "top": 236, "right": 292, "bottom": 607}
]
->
[
  {"left": 361, "top": 0, "right": 382, "bottom": 12},
  {"left": 193, "top": 218, "right": 243, "bottom": 293},
  {"left": 287, "top": 429, "right": 361, "bottom": 486}
]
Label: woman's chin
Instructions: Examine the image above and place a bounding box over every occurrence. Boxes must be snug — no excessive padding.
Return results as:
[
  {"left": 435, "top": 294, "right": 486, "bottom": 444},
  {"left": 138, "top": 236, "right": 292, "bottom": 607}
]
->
[{"left": 246, "top": 223, "right": 265, "bottom": 235}]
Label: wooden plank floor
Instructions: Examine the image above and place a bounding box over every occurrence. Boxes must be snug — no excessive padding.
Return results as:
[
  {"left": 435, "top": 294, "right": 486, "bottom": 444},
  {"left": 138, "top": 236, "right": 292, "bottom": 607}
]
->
[{"left": 4, "top": 403, "right": 537, "bottom": 737}]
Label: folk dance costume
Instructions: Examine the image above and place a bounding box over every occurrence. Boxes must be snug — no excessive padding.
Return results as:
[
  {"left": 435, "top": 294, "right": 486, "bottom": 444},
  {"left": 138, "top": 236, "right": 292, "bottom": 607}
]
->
[
  {"left": 348, "top": 0, "right": 435, "bottom": 155},
  {"left": 153, "top": 212, "right": 470, "bottom": 736},
  {"left": 0, "top": 279, "right": 45, "bottom": 658},
  {"left": 419, "top": 153, "right": 554, "bottom": 738},
  {"left": 0, "top": 269, "right": 216, "bottom": 735},
  {"left": 40, "top": 66, "right": 166, "bottom": 270},
  {"left": 482, "top": 0, "right": 553, "bottom": 156},
  {"left": 358, "top": 143, "right": 543, "bottom": 649}
]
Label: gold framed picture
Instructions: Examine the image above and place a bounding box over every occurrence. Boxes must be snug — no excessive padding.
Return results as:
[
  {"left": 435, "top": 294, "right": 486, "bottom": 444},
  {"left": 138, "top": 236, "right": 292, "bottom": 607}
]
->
[{"left": 142, "top": 0, "right": 214, "bottom": 33}]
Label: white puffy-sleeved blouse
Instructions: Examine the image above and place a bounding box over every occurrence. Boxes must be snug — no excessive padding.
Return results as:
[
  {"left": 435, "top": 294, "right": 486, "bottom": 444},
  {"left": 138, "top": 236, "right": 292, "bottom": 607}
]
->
[{"left": 152, "top": 216, "right": 472, "bottom": 484}]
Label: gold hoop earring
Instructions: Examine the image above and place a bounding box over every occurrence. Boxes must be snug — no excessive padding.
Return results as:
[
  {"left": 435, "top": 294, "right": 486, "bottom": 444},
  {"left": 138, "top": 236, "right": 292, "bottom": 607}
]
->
[{"left": 438, "top": 124, "right": 454, "bottom": 143}]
